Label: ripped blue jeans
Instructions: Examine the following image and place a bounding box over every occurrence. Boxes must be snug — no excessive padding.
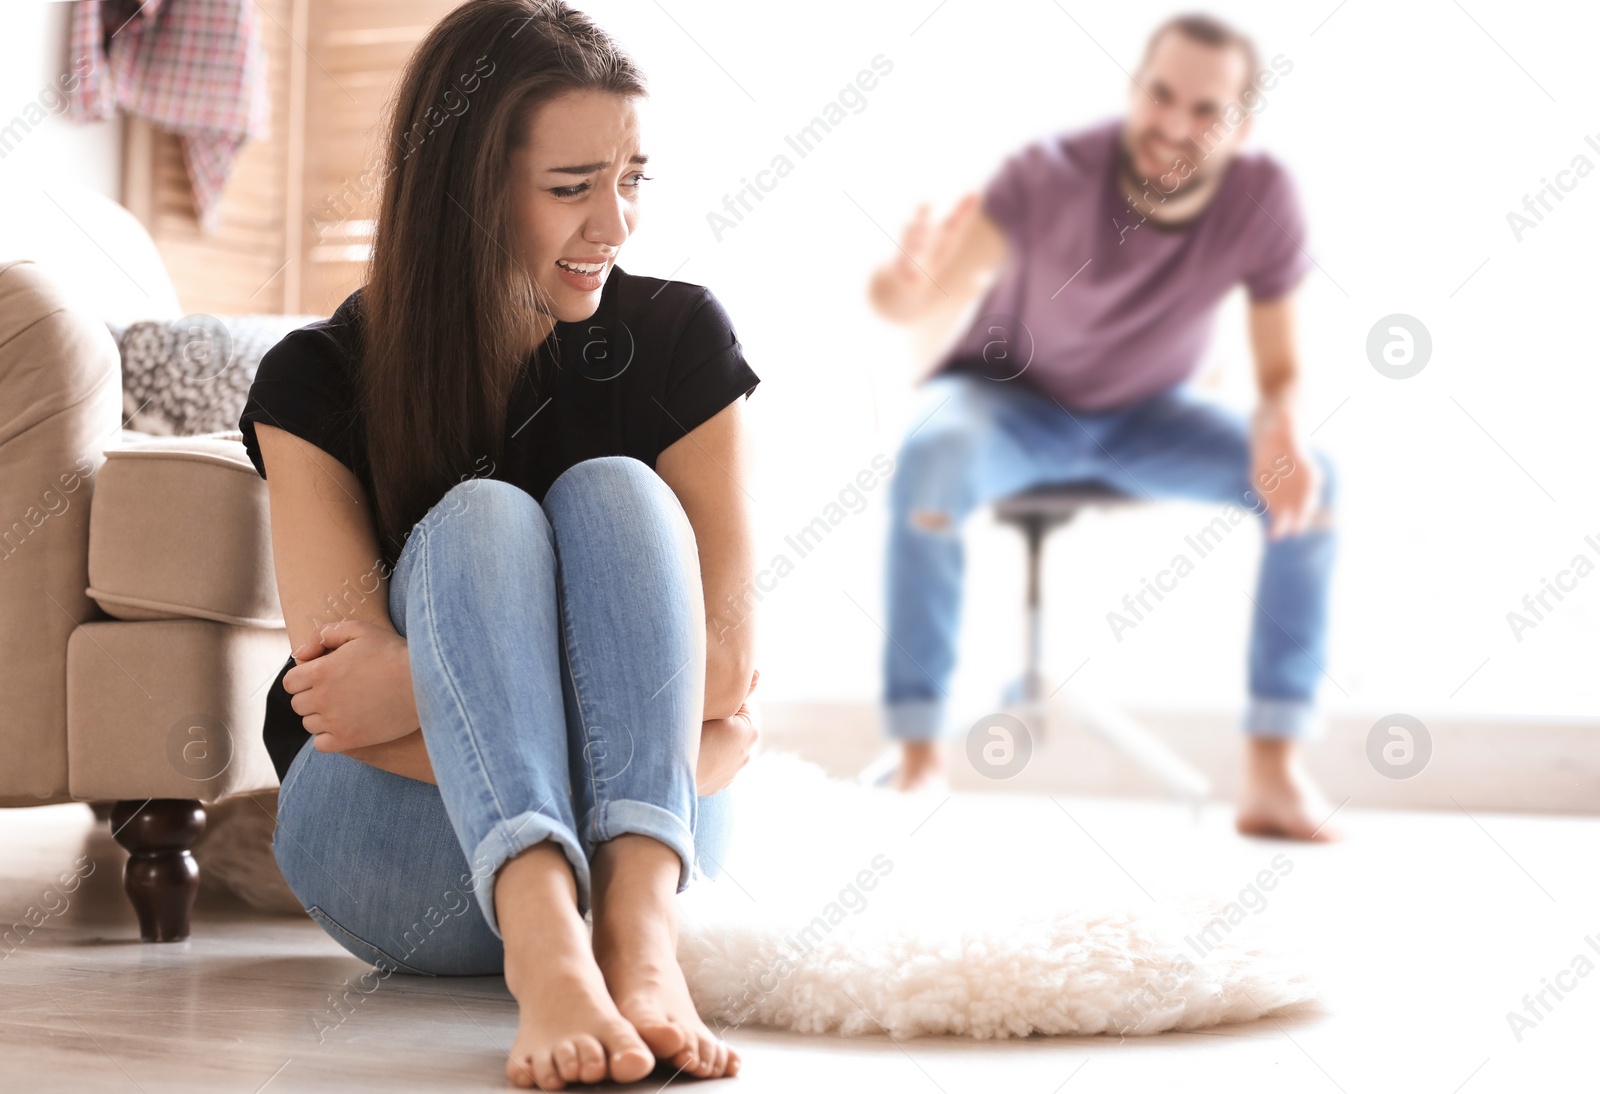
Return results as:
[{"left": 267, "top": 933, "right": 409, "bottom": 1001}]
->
[
  {"left": 883, "top": 371, "right": 1338, "bottom": 743},
  {"left": 272, "top": 456, "right": 732, "bottom": 975}
]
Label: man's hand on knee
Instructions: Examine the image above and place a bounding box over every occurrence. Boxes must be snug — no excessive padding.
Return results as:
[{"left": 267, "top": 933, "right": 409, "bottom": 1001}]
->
[{"left": 1249, "top": 404, "right": 1325, "bottom": 539}]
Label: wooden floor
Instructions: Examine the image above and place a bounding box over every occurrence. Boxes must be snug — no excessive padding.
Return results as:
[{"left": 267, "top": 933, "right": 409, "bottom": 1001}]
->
[{"left": 3, "top": 788, "right": 1597, "bottom": 1093}]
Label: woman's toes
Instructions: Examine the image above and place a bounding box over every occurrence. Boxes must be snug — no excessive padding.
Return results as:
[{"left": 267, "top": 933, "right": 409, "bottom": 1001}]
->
[
  {"left": 694, "top": 1032, "right": 720, "bottom": 1076},
  {"left": 635, "top": 1016, "right": 692, "bottom": 1061},
  {"left": 525, "top": 1052, "right": 564, "bottom": 1091},
  {"left": 506, "top": 1051, "right": 551, "bottom": 1090},
  {"left": 606, "top": 1028, "right": 657, "bottom": 1085},
  {"left": 727, "top": 1047, "right": 742, "bottom": 1077},
  {"left": 574, "top": 1036, "right": 608, "bottom": 1085},
  {"left": 667, "top": 1039, "right": 698, "bottom": 1077},
  {"left": 552, "top": 1040, "right": 582, "bottom": 1084}
]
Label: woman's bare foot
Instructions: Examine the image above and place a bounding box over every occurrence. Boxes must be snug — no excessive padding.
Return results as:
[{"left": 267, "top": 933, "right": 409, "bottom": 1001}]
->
[
  {"left": 894, "top": 739, "right": 949, "bottom": 792},
  {"left": 591, "top": 834, "right": 741, "bottom": 1080},
  {"left": 496, "top": 843, "right": 656, "bottom": 1090},
  {"left": 1235, "top": 738, "right": 1343, "bottom": 842}
]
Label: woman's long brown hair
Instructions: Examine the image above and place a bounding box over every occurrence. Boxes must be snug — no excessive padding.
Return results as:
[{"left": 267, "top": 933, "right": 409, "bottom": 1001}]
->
[{"left": 360, "top": 0, "right": 646, "bottom": 562}]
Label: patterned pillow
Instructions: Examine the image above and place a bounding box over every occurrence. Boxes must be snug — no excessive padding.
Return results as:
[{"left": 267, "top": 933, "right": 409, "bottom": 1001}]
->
[{"left": 108, "top": 313, "right": 326, "bottom": 437}]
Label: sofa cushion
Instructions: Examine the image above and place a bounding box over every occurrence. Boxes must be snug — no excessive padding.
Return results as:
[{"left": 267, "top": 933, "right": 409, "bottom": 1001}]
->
[
  {"left": 67, "top": 617, "right": 289, "bottom": 799},
  {"left": 87, "top": 431, "right": 282, "bottom": 627}
]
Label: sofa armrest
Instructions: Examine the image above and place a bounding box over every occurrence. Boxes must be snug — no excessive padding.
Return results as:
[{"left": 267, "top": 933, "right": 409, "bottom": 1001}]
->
[{"left": 0, "top": 259, "right": 125, "bottom": 799}]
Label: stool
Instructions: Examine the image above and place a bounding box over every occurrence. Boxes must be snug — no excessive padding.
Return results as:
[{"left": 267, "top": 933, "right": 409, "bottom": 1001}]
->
[{"left": 993, "top": 482, "right": 1211, "bottom": 806}]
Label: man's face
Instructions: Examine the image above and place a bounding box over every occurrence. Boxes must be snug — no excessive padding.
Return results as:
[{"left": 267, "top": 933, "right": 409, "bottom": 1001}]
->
[
  {"left": 1121, "top": 31, "right": 1254, "bottom": 197},
  {"left": 508, "top": 89, "right": 647, "bottom": 322}
]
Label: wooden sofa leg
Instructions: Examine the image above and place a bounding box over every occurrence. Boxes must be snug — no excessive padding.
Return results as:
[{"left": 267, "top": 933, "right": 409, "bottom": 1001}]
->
[{"left": 110, "top": 799, "right": 206, "bottom": 942}]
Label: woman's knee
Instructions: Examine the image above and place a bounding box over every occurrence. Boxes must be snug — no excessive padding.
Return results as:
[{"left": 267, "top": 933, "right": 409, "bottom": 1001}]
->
[
  {"left": 545, "top": 455, "right": 691, "bottom": 538},
  {"left": 548, "top": 454, "right": 663, "bottom": 503},
  {"left": 430, "top": 476, "right": 545, "bottom": 533},
  {"left": 389, "top": 478, "right": 552, "bottom": 628},
  {"left": 401, "top": 478, "right": 554, "bottom": 565}
]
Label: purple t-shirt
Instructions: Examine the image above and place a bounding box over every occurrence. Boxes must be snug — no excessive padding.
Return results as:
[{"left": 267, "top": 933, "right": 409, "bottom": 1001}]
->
[{"left": 928, "top": 117, "right": 1311, "bottom": 411}]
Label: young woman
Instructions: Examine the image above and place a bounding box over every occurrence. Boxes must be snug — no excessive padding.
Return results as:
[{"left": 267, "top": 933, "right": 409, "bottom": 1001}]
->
[{"left": 237, "top": 1, "right": 761, "bottom": 1087}]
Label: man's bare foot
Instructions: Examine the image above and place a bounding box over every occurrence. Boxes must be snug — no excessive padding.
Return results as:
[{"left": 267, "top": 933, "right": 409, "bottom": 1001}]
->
[
  {"left": 1235, "top": 738, "right": 1344, "bottom": 842},
  {"left": 893, "top": 739, "right": 949, "bottom": 792},
  {"left": 591, "top": 834, "right": 740, "bottom": 1081},
  {"left": 496, "top": 843, "right": 656, "bottom": 1090}
]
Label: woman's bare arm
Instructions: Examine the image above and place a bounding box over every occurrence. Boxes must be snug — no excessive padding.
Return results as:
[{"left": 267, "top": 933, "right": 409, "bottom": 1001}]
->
[
  {"left": 261, "top": 395, "right": 759, "bottom": 783},
  {"left": 654, "top": 397, "right": 758, "bottom": 722},
  {"left": 255, "top": 422, "right": 435, "bottom": 782}
]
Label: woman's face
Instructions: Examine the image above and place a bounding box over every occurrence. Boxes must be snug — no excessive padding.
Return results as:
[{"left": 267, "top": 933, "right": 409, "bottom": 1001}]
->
[{"left": 509, "top": 89, "right": 647, "bottom": 331}]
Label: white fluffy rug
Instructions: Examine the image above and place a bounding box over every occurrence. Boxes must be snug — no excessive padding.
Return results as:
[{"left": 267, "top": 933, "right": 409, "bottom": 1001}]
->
[
  {"left": 676, "top": 751, "right": 1319, "bottom": 1039},
  {"left": 196, "top": 750, "right": 1319, "bottom": 1038}
]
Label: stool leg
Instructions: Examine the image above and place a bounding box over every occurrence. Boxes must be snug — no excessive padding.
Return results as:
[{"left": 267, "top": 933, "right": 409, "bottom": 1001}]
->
[
  {"left": 1024, "top": 515, "right": 1045, "bottom": 706},
  {"left": 995, "top": 500, "right": 1212, "bottom": 810},
  {"left": 1003, "top": 514, "right": 1059, "bottom": 738}
]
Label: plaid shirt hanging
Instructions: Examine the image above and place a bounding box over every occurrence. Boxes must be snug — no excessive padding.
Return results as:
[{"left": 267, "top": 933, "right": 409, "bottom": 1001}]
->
[{"left": 67, "top": 0, "right": 271, "bottom": 231}]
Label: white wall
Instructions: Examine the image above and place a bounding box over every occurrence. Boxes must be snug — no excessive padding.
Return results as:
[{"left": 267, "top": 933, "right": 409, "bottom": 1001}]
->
[
  {"left": 0, "top": 1, "right": 120, "bottom": 195},
  {"left": 578, "top": 0, "right": 1599, "bottom": 728}
]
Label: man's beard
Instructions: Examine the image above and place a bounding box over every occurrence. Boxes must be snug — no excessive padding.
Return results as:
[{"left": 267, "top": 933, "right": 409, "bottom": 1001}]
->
[{"left": 1117, "top": 132, "right": 1211, "bottom": 201}]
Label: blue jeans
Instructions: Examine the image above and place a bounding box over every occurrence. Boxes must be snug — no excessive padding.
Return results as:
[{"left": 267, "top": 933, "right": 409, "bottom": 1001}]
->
[
  {"left": 272, "top": 457, "right": 733, "bottom": 976},
  {"left": 883, "top": 371, "right": 1338, "bottom": 743}
]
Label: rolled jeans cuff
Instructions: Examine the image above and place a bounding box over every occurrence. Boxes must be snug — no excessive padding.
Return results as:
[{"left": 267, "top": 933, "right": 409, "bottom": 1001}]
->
[
  {"left": 471, "top": 812, "right": 591, "bottom": 939},
  {"left": 586, "top": 799, "right": 698, "bottom": 895},
  {"left": 885, "top": 697, "right": 946, "bottom": 742},
  {"left": 1243, "top": 696, "right": 1322, "bottom": 741}
]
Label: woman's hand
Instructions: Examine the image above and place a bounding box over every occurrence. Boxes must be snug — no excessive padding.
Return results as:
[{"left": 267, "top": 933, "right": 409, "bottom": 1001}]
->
[
  {"left": 696, "top": 668, "right": 761, "bottom": 796},
  {"left": 283, "top": 620, "right": 421, "bottom": 755}
]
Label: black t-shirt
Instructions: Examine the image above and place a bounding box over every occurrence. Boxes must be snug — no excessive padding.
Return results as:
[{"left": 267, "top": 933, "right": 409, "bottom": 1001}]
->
[{"left": 238, "top": 265, "right": 760, "bottom": 784}]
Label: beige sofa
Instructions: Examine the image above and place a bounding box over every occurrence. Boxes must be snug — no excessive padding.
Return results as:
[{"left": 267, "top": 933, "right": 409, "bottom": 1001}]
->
[{"left": 0, "top": 187, "right": 292, "bottom": 942}]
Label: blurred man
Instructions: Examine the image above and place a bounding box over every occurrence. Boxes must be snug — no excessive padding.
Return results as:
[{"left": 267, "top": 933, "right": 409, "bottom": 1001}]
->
[{"left": 869, "top": 13, "right": 1339, "bottom": 840}]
